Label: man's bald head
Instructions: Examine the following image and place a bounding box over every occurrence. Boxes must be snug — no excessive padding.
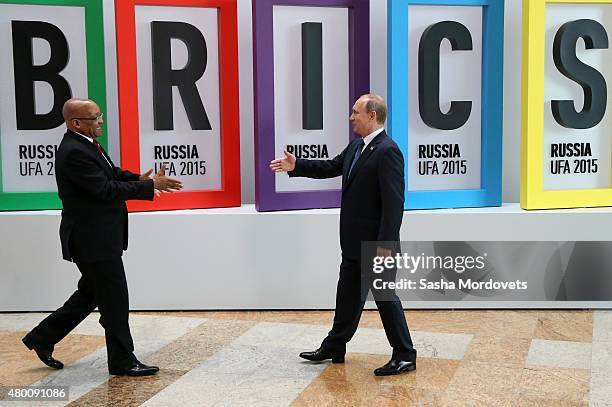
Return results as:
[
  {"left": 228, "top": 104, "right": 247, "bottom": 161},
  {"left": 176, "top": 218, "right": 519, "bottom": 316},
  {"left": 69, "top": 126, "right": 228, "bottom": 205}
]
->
[
  {"left": 62, "top": 98, "right": 95, "bottom": 122},
  {"left": 63, "top": 98, "right": 103, "bottom": 139}
]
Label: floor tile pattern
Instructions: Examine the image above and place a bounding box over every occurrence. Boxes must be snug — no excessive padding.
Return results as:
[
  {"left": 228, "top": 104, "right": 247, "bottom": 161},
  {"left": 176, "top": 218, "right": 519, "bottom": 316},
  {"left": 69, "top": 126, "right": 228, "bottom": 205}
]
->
[{"left": 0, "top": 310, "right": 607, "bottom": 406}]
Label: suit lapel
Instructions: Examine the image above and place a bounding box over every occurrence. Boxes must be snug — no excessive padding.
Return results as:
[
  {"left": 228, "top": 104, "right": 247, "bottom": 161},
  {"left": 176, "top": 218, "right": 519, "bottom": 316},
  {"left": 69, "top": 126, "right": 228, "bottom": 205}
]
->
[
  {"left": 98, "top": 146, "right": 117, "bottom": 169},
  {"left": 343, "top": 131, "right": 386, "bottom": 191},
  {"left": 66, "top": 131, "right": 117, "bottom": 179},
  {"left": 93, "top": 146, "right": 117, "bottom": 179}
]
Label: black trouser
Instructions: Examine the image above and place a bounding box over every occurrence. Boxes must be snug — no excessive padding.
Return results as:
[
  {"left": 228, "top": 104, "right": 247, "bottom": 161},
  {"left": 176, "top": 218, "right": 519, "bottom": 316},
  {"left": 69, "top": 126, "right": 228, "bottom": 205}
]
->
[
  {"left": 23, "top": 257, "right": 136, "bottom": 371},
  {"left": 321, "top": 256, "right": 417, "bottom": 361}
]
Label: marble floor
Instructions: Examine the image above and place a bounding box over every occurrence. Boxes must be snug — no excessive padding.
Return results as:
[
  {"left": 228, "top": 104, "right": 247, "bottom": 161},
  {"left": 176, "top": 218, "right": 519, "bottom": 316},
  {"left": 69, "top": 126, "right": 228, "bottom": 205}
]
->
[{"left": 0, "top": 310, "right": 610, "bottom": 406}]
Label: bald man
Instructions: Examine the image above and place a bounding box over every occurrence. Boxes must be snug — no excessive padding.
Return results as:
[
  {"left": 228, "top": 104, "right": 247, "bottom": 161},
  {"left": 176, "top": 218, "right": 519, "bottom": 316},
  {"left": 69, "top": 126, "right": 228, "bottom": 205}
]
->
[{"left": 22, "top": 99, "right": 182, "bottom": 376}]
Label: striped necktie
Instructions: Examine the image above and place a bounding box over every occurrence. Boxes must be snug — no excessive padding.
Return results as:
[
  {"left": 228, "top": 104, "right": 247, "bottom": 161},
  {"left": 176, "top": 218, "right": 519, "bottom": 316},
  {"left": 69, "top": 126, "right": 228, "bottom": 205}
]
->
[{"left": 348, "top": 139, "right": 365, "bottom": 176}]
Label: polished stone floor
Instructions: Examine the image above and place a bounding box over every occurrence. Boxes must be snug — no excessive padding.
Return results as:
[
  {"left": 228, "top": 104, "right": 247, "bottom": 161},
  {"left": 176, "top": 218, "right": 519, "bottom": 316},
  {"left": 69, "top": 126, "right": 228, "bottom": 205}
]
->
[{"left": 0, "top": 310, "right": 609, "bottom": 406}]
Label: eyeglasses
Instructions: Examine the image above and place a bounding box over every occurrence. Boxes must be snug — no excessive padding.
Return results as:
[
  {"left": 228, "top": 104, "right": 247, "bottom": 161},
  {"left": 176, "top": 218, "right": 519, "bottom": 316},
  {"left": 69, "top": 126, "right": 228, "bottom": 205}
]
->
[{"left": 72, "top": 113, "right": 103, "bottom": 121}]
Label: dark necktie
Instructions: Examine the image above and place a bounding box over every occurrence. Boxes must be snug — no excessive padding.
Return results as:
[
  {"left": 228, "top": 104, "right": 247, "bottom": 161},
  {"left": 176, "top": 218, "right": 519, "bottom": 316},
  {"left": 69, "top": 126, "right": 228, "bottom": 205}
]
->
[
  {"left": 93, "top": 140, "right": 112, "bottom": 168},
  {"left": 348, "top": 139, "right": 365, "bottom": 177},
  {"left": 93, "top": 140, "right": 104, "bottom": 155}
]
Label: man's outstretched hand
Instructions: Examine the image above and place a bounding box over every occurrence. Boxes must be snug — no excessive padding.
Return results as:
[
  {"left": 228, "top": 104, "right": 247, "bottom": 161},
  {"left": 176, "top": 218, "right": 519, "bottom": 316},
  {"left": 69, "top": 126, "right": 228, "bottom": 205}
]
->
[
  {"left": 152, "top": 165, "right": 183, "bottom": 192},
  {"left": 269, "top": 150, "right": 296, "bottom": 173},
  {"left": 139, "top": 168, "right": 154, "bottom": 181}
]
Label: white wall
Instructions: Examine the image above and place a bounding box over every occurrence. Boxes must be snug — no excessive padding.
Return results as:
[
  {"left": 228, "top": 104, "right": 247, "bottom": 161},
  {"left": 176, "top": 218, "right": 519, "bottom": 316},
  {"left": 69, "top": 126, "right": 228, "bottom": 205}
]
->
[
  {"left": 3, "top": 205, "right": 612, "bottom": 311},
  {"left": 101, "top": 0, "right": 524, "bottom": 204}
]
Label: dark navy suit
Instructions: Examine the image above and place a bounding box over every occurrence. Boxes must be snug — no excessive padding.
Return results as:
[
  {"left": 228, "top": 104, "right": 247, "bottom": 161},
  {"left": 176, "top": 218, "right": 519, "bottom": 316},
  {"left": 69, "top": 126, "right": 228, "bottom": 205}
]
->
[
  {"left": 24, "top": 130, "right": 154, "bottom": 371},
  {"left": 290, "top": 131, "right": 416, "bottom": 361}
]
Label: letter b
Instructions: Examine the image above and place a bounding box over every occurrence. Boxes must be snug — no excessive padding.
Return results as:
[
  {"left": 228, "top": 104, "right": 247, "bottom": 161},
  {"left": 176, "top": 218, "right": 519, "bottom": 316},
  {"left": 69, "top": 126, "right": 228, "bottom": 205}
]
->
[{"left": 12, "top": 21, "right": 72, "bottom": 130}]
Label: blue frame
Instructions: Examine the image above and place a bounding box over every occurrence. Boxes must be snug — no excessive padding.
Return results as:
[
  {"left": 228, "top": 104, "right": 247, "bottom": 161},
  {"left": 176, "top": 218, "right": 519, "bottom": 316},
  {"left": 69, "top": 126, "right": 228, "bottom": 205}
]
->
[{"left": 388, "top": 0, "right": 504, "bottom": 209}]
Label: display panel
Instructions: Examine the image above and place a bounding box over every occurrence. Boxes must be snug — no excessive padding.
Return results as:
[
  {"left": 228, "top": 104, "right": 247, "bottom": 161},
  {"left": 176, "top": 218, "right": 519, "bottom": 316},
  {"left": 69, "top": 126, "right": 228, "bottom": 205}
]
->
[
  {"left": 0, "top": 0, "right": 106, "bottom": 210},
  {"left": 522, "top": 0, "right": 612, "bottom": 209},
  {"left": 253, "top": 0, "right": 369, "bottom": 211},
  {"left": 116, "top": 0, "right": 240, "bottom": 211},
  {"left": 388, "top": 0, "right": 504, "bottom": 210}
]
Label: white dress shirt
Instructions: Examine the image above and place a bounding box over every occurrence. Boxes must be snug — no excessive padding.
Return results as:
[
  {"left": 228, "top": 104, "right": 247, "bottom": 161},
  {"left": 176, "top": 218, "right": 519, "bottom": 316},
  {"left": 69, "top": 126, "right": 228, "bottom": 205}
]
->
[{"left": 361, "top": 127, "right": 384, "bottom": 152}]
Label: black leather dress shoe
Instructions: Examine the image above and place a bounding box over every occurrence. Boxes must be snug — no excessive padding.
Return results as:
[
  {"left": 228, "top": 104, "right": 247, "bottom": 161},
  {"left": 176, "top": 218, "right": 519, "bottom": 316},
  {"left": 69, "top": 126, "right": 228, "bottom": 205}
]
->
[
  {"left": 22, "top": 337, "right": 64, "bottom": 370},
  {"left": 299, "top": 347, "right": 345, "bottom": 363},
  {"left": 109, "top": 361, "right": 159, "bottom": 377},
  {"left": 374, "top": 359, "right": 416, "bottom": 376}
]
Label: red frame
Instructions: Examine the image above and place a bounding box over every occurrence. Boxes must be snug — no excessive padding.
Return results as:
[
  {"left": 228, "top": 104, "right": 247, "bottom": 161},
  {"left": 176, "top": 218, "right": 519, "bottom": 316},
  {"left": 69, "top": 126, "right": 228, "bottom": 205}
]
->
[{"left": 116, "top": 0, "right": 241, "bottom": 211}]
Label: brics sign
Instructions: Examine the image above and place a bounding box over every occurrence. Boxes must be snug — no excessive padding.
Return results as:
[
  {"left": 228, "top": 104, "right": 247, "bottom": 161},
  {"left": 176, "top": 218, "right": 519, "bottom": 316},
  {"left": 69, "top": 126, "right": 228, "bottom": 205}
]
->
[{"left": 4, "top": 0, "right": 612, "bottom": 212}]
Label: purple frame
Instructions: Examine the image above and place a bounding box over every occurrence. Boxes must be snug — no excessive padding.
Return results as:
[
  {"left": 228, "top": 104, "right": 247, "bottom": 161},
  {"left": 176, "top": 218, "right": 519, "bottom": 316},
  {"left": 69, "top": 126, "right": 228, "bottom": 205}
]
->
[{"left": 253, "top": 0, "right": 370, "bottom": 212}]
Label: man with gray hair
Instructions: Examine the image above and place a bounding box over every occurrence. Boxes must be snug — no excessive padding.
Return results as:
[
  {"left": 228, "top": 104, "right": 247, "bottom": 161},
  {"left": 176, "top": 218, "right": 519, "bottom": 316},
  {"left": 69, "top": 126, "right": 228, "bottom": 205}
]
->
[{"left": 270, "top": 94, "right": 417, "bottom": 376}]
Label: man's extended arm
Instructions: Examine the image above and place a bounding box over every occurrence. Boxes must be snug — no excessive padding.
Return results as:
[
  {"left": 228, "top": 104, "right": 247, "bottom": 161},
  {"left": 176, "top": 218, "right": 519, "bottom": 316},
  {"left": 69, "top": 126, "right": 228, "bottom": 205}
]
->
[
  {"left": 114, "top": 167, "right": 141, "bottom": 182},
  {"left": 64, "top": 153, "right": 182, "bottom": 201},
  {"left": 289, "top": 148, "right": 347, "bottom": 179},
  {"left": 64, "top": 150, "right": 154, "bottom": 201},
  {"left": 270, "top": 143, "right": 351, "bottom": 179}
]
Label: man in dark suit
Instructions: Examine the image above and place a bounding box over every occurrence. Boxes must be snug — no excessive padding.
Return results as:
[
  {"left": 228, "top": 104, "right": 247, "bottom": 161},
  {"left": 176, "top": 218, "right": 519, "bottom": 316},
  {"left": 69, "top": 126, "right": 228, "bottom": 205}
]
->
[
  {"left": 22, "top": 98, "right": 182, "bottom": 376},
  {"left": 270, "top": 94, "right": 416, "bottom": 376}
]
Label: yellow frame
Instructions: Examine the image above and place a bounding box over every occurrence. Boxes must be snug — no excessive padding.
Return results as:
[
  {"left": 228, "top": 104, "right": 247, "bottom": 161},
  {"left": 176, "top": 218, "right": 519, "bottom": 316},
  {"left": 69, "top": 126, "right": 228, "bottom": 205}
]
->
[{"left": 521, "top": 0, "right": 612, "bottom": 209}]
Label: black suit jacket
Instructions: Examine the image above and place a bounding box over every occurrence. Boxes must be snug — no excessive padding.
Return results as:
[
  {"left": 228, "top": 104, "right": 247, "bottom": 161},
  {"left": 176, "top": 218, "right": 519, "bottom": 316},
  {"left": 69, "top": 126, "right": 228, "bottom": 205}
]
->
[
  {"left": 290, "top": 131, "right": 405, "bottom": 260},
  {"left": 55, "top": 130, "right": 154, "bottom": 263}
]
